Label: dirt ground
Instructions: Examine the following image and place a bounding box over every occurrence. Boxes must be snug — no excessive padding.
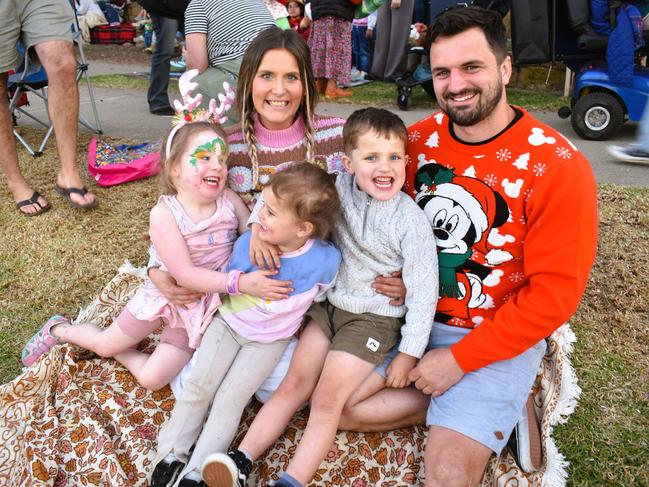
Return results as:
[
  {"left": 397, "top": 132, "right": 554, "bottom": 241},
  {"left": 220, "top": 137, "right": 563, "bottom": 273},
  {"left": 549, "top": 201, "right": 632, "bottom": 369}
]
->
[{"left": 83, "top": 42, "right": 155, "bottom": 66}]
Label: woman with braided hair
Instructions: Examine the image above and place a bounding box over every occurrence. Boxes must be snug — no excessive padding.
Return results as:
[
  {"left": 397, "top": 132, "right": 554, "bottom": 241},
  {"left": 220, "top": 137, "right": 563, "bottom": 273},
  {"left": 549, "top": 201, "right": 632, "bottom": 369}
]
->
[{"left": 150, "top": 26, "right": 347, "bottom": 291}]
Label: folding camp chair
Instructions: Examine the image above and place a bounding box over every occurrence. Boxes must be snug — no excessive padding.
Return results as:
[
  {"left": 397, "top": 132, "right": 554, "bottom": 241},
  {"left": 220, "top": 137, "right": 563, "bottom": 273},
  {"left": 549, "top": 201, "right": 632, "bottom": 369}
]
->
[{"left": 7, "top": 5, "right": 102, "bottom": 157}]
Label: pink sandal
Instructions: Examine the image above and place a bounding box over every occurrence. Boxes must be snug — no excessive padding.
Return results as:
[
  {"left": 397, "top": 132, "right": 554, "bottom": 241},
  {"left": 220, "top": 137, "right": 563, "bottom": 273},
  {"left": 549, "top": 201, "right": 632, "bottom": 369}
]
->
[{"left": 21, "top": 315, "right": 69, "bottom": 367}]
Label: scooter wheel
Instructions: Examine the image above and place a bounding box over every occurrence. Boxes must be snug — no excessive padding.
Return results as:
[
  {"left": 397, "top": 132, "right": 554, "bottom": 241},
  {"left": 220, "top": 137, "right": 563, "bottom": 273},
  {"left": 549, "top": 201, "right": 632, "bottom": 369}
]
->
[
  {"left": 570, "top": 92, "right": 624, "bottom": 141},
  {"left": 397, "top": 88, "right": 411, "bottom": 111}
]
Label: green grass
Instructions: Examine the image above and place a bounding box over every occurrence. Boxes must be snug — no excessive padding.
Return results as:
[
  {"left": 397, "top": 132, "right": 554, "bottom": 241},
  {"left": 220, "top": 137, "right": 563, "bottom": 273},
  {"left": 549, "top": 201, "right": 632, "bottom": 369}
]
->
[
  {"left": 1, "top": 133, "right": 647, "bottom": 485},
  {"left": 89, "top": 75, "right": 567, "bottom": 111}
]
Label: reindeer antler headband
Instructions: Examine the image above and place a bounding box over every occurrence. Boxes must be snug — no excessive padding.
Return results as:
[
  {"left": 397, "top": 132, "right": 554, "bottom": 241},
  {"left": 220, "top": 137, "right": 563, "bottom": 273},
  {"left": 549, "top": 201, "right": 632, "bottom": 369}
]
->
[{"left": 165, "top": 69, "right": 236, "bottom": 158}]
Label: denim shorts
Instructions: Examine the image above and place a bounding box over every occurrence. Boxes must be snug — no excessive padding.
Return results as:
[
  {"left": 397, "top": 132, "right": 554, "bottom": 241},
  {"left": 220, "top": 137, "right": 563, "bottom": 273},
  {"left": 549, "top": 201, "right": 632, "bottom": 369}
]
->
[{"left": 375, "top": 321, "right": 546, "bottom": 453}]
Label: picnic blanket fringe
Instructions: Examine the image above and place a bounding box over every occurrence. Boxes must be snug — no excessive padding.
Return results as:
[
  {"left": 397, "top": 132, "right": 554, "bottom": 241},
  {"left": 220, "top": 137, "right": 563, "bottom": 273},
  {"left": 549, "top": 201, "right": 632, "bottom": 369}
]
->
[
  {"left": 542, "top": 324, "right": 580, "bottom": 487},
  {"left": 0, "top": 266, "right": 581, "bottom": 486}
]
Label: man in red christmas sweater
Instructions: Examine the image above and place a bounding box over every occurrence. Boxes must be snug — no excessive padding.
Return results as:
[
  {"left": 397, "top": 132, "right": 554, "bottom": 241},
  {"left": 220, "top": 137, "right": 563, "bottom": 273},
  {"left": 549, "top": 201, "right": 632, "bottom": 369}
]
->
[{"left": 339, "top": 6, "right": 598, "bottom": 486}]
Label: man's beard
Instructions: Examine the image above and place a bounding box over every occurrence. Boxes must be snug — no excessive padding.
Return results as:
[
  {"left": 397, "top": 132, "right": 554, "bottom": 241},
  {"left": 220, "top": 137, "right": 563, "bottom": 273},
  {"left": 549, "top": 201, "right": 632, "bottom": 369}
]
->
[{"left": 441, "top": 80, "right": 503, "bottom": 127}]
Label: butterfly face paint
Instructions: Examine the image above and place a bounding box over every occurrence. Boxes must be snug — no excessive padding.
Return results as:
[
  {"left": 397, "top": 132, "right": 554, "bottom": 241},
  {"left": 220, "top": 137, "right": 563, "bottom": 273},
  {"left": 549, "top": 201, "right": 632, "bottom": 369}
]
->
[
  {"left": 174, "top": 130, "right": 228, "bottom": 202},
  {"left": 188, "top": 137, "right": 227, "bottom": 173}
]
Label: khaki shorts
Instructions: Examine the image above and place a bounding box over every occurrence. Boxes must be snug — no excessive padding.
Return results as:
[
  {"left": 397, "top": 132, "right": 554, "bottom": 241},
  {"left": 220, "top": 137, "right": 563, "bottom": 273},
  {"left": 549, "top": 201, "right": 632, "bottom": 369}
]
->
[
  {"left": 0, "top": 0, "right": 74, "bottom": 73},
  {"left": 306, "top": 301, "right": 402, "bottom": 365},
  {"left": 193, "top": 56, "right": 243, "bottom": 126}
]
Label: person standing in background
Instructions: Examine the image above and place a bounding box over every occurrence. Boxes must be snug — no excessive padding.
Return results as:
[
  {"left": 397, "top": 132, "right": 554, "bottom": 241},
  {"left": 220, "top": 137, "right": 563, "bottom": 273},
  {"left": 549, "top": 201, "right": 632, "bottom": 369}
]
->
[
  {"left": 309, "top": 0, "right": 356, "bottom": 98},
  {"left": 139, "top": 0, "right": 189, "bottom": 116},
  {"left": 369, "top": 0, "right": 414, "bottom": 81}
]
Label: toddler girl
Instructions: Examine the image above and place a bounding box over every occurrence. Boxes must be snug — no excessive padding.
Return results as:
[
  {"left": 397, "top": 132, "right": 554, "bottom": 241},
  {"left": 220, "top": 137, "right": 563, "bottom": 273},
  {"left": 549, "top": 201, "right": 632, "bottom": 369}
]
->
[
  {"left": 21, "top": 72, "right": 292, "bottom": 391},
  {"left": 150, "top": 163, "right": 342, "bottom": 487}
]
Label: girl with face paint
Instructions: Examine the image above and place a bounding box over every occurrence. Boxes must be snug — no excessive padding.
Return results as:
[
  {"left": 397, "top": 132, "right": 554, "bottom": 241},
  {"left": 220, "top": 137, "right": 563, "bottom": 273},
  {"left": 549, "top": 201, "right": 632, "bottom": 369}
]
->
[{"left": 21, "top": 121, "right": 293, "bottom": 391}]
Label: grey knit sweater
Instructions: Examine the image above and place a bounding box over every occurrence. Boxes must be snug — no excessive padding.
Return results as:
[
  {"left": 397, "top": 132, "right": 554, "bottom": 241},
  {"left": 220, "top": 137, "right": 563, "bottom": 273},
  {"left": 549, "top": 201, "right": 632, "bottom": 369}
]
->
[
  {"left": 248, "top": 173, "right": 439, "bottom": 358},
  {"left": 328, "top": 174, "right": 438, "bottom": 358}
]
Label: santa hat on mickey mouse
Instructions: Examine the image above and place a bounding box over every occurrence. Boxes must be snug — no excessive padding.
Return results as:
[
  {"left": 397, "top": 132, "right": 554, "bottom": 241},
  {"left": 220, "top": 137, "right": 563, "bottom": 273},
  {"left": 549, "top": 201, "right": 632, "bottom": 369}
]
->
[{"left": 416, "top": 165, "right": 499, "bottom": 254}]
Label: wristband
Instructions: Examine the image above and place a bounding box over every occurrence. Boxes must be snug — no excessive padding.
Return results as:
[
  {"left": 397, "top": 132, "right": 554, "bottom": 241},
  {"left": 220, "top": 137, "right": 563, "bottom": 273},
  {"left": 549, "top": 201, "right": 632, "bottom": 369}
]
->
[{"left": 226, "top": 270, "right": 243, "bottom": 296}]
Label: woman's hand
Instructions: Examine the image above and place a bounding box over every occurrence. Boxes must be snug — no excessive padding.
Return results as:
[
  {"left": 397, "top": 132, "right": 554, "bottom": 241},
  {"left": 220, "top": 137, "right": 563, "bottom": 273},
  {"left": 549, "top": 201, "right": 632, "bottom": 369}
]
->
[
  {"left": 250, "top": 224, "right": 282, "bottom": 270},
  {"left": 386, "top": 353, "right": 417, "bottom": 388},
  {"left": 390, "top": 0, "right": 402, "bottom": 8},
  {"left": 148, "top": 267, "right": 204, "bottom": 306},
  {"left": 238, "top": 270, "right": 293, "bottom": 301},
  {"left": 373, "top": 270, "right": 406, "bottom": 306}
]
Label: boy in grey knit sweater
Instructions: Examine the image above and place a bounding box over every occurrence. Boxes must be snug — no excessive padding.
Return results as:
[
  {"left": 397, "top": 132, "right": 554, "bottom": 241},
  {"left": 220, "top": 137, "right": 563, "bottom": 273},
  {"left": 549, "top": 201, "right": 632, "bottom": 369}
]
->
[{"left": 201, "top": 108, "right": 438, "bottom": 487}]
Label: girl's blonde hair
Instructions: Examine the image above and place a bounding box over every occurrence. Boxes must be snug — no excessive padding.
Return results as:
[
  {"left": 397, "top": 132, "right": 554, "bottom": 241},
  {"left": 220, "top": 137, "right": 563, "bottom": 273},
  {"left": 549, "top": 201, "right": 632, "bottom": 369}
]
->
[
  {"left": 236, "top": 27, "right": 318, "bottom": 189},
  {"left": 268, "top": 163, "right": 340, "bottom": 240},
  {"left": 159, "top": 121, "right": 229, "bottom": 195}
]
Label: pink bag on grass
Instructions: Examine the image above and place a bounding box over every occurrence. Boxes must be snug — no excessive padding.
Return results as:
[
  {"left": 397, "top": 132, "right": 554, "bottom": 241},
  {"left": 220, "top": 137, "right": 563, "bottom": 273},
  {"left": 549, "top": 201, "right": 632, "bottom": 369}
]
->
[{"left": 87, "top": 137, "right": 161, "bottom": 187}]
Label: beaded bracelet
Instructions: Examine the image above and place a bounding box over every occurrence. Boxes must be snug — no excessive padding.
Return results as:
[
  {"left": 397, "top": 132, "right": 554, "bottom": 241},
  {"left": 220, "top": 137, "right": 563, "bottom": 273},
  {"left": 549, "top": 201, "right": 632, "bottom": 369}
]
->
[{"left": 226, "top": 270, "right": 243, "bottom": 296}]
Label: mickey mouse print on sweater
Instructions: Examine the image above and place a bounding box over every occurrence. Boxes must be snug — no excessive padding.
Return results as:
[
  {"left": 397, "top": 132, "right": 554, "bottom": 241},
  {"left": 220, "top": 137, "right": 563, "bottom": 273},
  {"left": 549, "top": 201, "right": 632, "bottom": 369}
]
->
[{"left": 404, "top": 108, "right": 580, "bottom": 330}]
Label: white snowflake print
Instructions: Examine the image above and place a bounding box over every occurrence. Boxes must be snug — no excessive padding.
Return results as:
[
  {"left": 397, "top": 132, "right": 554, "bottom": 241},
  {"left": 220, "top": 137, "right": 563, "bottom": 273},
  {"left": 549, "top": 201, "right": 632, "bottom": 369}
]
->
[
  {"left": 484, "top": 173, "right": 498, "bottom": 187},
  {"left": 502, "top": 292, "right": 515, "bottom": 304},
  {"left": 509, "top": 272, "right": 525, "bottom": 283},
  {"left": 409, "top": 130, "right": 421, "bottom": 142},
  {"left": 523, "top": 188, "right": 533, "bottom": 201},
  {"left": 555, "top": 146, "right": 573, "bottom": 159},
  {"left": 532, "top": 163, "right": 547, "bottom": 176},
  {"left": 519, "top": 215, "right": 527, "bottom": 225},
  {"left": 496, "top": 148, "right": 512, "bottom": 162}
]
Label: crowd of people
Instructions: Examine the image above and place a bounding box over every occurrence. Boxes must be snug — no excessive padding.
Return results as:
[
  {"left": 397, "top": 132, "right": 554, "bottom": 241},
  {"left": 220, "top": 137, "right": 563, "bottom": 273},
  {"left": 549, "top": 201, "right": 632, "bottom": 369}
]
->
[{"left": 3, "top": 1, "right": 599, "bottom": 486}]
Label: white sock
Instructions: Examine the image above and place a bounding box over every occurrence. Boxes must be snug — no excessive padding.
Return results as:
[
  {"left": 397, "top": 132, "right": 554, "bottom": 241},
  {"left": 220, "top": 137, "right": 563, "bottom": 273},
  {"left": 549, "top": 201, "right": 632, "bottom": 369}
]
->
[
  {"left": 183, "top": 469, "right": 202, "bottom": 481},
  {"left": 163, "top": 453, "right": 180, "bottom": 464}
]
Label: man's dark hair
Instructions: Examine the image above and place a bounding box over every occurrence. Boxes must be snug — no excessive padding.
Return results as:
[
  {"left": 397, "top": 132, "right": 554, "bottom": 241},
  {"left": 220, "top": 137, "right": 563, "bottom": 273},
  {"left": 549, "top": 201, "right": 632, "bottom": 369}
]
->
[
  {"left": 343, "top": 107, "right": 408, "bottom": 155},
  {"left": 425, "top": 6, "right": 508, "bottom": 62}
]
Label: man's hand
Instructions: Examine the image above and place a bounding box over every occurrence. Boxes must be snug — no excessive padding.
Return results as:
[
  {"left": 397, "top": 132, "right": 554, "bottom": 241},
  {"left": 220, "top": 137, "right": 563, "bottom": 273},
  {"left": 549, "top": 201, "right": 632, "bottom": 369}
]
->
[
  {"left": 373, "top": 270, "right": 406, "bottom": 306},
  {"left": 408, "top": 348, "right": 464, "bottom": 397},
  {"left": 390, "top": 0, "right": 402, "bottom": 8},
  {"left": 148, "top": 267, "right": 204, "bottom": 306},
  {"left": 386, "top": 352, "right": 417, "bottom": 388}
]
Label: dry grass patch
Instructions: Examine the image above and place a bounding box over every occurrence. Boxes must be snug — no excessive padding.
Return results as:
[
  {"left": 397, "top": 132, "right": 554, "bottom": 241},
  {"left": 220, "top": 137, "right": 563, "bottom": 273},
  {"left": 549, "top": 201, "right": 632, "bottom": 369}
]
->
[{"left": 0, "top": 130, "right": 647, "bottom": 485}]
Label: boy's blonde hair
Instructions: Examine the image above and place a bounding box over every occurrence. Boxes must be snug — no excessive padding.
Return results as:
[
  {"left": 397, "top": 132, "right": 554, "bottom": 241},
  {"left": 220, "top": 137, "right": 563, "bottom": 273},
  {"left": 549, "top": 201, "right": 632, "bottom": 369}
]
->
[
  {"left": 342, "top": 108, "right": 408, "bottom": 155},
  {"left": 159, "top": 122, "right": 229, "bottom": 195},
  {"left": 268, "top": 163, "right": 340, "bottom": 240}
]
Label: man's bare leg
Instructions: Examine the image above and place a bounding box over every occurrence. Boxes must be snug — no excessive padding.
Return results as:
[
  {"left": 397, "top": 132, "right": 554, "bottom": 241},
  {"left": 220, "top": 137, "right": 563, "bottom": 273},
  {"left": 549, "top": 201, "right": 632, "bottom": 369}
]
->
[
  {"left": 0, "top": 72, "right": 50, "bottom": 214},
  {"left": 424, "top": 426, "right": 492, "bottom": 487},
  {"left": 339, "top": 374, "right": 429, "bottom": 432},
  {"left": 34, "top": 40, "right": 96, "bottom": 207}
]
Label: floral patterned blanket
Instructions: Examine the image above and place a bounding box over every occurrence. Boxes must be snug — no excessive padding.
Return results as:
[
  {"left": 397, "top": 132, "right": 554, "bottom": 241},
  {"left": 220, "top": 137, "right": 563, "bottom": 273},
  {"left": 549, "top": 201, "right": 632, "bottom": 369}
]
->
[{"left": 0, "top": 265, "right": 580, "bottom": 486}]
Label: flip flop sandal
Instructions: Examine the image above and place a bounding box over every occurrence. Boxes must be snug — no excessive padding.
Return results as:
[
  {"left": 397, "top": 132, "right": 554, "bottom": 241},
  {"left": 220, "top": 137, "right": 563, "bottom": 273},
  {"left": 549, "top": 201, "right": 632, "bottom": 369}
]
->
[
  {"left": 16, "top": 191, "right": 51, "bottom": 217},
  {"left": 54, "top": 184, "right": 99, "bottom": 210},
  {"left": 21, "top": 315, "right": 69, "bottom": 367}
]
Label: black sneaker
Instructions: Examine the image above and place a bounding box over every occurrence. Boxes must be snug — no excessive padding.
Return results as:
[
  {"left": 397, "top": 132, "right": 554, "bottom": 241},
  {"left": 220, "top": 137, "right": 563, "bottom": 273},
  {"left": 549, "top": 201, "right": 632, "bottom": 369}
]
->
[
  {"left": 150, "top": 458, "right": 186, "bottom": 487},
  {"left": 178, "top": 478, "right": 207, "bottom": 487},
  {"left": 201, "top": 450, "right": 252, "bottom": 487},
  {"left": 507, "top": 394, "right": 543, "bottom": 472},
  {"left": 150, "top": 106, "right": 176, "bottom": 116}
]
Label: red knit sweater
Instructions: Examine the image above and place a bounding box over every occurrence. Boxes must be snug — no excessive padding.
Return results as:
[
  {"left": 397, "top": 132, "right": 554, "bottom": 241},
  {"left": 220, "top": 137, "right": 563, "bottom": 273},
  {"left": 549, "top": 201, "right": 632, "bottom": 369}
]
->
[{"left": 405, "top": 108, "right": 598, "bottom": 372}]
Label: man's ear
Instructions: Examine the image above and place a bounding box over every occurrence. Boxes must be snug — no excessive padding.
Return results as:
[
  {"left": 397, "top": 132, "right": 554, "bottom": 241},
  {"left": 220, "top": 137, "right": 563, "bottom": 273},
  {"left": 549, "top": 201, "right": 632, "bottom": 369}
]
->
[
  {"left": 342, "top": 154, "right": 354, "bottom": 174},
  {"left": 501, "top": 55, "right": 512, "bottom": 86},
  {"left": 297, "top": 220, "right": 314, "bottom": 239}
]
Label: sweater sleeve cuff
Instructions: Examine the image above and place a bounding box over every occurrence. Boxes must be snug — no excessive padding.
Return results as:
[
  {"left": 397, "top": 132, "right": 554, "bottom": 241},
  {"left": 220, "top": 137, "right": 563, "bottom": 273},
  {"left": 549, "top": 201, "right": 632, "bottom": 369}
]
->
[
  {"left": 450, "top": 333, "right": 488, "bottom": 373},
  {"left": 398, "top": 338, "right": 426, "bottom": 359}
]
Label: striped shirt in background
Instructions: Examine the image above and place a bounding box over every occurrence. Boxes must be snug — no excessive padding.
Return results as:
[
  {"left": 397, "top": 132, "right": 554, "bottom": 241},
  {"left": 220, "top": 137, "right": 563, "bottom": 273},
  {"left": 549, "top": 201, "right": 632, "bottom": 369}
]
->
[{"left": 184, "top": 0, "right": 275, "bottom": 66}]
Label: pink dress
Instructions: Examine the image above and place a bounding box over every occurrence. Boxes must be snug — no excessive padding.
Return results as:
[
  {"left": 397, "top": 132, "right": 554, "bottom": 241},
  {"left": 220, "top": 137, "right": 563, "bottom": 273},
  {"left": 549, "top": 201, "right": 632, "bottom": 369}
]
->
[{"left": 127, "top": 193, "right": 239, "bottom": 349}]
